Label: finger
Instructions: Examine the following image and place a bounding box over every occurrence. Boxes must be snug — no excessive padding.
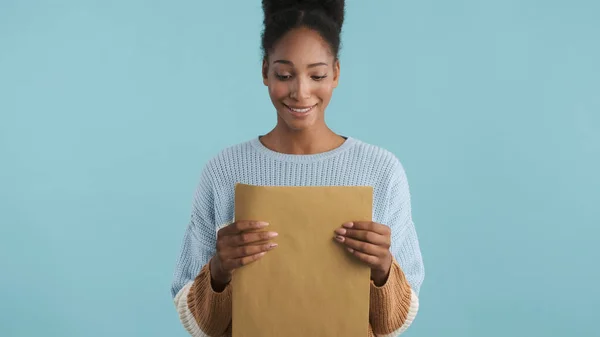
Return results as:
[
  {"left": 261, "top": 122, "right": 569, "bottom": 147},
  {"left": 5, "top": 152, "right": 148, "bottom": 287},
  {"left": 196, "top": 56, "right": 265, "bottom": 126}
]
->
[
  {"left": 335, "top": 236, "right": 388, "bottom": 256},
  {"left": 342, "top": 221, "right": 391, "bottom": 236},
  {"left": 223, "top": 231, "right": 278, "bottom": 247},
  {"left": 333, "top": 228, "right": 389, "bottom": 247},
  {"left": 218, "top": 220, "right": 269, "bottom": 236},
  {"left": 230, "top": 242, "right": 278, "bottom": 259},
  {"left": 223, "top": 251, "right": 268, "bottom": 270},
  {"left": 346, "top": 248, "right": 379, "bottom": 268}
]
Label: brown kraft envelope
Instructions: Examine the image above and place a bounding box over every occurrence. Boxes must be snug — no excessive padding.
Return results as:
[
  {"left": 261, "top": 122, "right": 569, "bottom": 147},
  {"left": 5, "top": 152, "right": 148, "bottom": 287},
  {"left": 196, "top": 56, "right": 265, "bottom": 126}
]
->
[{"left": 231, "top": 183, "right": 373, "bottom": 337}]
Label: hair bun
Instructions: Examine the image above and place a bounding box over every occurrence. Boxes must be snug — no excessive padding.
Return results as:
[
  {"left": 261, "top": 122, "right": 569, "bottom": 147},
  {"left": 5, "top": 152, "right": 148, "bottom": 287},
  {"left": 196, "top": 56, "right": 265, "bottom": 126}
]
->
[{"left": 262, "top": 0, "right": 345, "bottom": 28}]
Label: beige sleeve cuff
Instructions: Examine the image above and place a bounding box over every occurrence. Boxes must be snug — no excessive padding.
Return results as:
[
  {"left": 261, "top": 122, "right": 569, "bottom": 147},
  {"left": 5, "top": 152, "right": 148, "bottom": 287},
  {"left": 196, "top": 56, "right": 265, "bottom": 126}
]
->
[
  {"left": 174, "top": 263, "right": 232, "bottom": 337},
  {"left": 369, "top": 258, "right": 419, "bottom": 336}
]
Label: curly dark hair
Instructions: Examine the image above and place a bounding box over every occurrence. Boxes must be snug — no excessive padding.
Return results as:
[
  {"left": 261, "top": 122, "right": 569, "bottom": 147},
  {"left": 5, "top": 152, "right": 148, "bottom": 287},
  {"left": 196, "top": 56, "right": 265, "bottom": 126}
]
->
[{"left": 261, "top": 0, "right": 345, "bottom": 60}]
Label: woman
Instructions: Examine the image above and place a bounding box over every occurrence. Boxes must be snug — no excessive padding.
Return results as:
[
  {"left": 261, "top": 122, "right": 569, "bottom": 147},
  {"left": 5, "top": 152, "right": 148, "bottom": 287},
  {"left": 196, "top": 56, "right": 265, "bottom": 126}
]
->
[{"left": 171, "top": 0, "right": 425, "bottom": 336}]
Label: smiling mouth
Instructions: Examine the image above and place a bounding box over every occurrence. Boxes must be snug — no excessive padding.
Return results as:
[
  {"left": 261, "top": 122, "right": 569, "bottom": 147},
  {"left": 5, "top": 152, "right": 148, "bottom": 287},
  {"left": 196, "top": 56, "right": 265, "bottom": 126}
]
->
[{"left": 284, "top": 104, "right": 317, "bottom": 114}]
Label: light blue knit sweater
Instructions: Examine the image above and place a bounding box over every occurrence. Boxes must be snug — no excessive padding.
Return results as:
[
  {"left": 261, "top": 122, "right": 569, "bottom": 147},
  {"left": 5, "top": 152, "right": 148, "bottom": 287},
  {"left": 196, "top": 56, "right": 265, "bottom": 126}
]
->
[{"left": 171, "top": 136, "right": 425, "bottom": 301}]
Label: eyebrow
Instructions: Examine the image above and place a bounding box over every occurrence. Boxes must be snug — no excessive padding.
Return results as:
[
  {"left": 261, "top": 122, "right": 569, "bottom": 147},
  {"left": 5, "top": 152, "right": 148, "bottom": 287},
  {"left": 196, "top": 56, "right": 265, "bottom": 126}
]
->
[{"left": 273, "top": 60, "right": 328, "bottom": 68}]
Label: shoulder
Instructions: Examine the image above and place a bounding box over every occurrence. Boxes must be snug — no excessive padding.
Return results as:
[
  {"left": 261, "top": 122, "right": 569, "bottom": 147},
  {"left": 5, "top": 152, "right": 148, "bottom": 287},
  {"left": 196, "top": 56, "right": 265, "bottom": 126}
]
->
[
  {"left": 202, "top": 138, "right": 255, "bottom": 171},
  {"left": 195, "top": 138, "right": 256, "bottom": 186},
  {"left": 349, "top": 137, "right": 408, "bottom": 181}
]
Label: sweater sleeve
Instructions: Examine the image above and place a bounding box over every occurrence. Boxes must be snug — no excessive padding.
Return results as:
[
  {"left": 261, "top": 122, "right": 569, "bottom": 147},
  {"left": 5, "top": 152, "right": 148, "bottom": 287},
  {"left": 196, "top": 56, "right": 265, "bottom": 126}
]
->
[
  {"left": 171, "top": 165, "right": 233, "bottom": 337},
  {"left": 369, "top": 258, "right": 419, "bottom": 336},
  {"left": 174, "top": 263, "right": 233, "bottom": 337},
  {"left": 370, "top": 159, "right": 424, "bottom": 336}
]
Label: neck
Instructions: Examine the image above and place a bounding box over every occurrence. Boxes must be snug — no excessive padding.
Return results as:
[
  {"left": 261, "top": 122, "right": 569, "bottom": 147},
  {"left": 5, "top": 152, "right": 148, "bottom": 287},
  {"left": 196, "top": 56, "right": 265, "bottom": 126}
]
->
[{"left": 260, "top": 124, "right": 345, "bottom": 155}]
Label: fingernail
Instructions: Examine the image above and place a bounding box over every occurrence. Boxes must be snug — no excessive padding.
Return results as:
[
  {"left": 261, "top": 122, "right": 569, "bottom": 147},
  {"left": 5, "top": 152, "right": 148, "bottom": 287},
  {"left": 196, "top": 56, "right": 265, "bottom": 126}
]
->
[
  {"left": 269, "top": 243, "right": 278, "bottom": 249},
  {"left": 342, "top": 222, "right": 354, "bottom": 228},
  {"left": 335, "top": 235, "right": 345, "bottom": 242},
  {"left": 334, "top": 228, "right": 346, "bottom": 235},
  {"left": 256, "top": 222, "right": 269, "bottom": 228},
  {"left": 268, "top": 232, "right": 278, "bottom": 238},
  {"left": 347, "top": 247, "right": 354, "bottom": 253}
]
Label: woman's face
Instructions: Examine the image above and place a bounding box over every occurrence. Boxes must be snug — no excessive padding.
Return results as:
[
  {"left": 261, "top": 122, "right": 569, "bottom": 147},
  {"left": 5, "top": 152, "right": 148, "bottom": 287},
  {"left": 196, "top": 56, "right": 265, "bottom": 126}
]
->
[{"left": 263, "top": 27, "right": 340, "bottom": 132}]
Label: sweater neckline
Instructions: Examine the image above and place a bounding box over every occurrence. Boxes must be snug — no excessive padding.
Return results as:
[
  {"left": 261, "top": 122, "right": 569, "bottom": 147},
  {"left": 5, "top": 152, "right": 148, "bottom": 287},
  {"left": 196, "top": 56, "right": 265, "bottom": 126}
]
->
[{"left": 249, "top": 135, "right": 357, "bottom": 163}]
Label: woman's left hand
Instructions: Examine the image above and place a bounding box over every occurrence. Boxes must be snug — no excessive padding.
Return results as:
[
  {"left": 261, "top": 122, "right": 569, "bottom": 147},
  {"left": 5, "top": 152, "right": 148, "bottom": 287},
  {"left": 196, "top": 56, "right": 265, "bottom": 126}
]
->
[{"left": 334, "top": 221, "right": 393, "bottom": 286}]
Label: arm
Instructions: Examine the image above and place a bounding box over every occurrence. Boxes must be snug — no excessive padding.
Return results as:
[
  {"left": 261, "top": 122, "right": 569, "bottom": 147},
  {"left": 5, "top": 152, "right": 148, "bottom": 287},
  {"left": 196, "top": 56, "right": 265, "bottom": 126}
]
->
[
  {"left": 369, "top": 258, "right": 419, "bottom": 336},
  {"left": 175, "top": 263, "right": 232, "bottom": 337},
  {"left": 171, "top": 170, "right": 232, "bottom": 337},
  {"left": 370, "top": 163, "right": 424, "bottom": 336}
]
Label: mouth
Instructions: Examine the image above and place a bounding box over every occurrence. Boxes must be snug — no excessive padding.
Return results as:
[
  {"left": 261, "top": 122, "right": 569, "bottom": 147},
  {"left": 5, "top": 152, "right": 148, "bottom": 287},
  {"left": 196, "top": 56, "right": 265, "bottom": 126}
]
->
[{"left": 284, "top": 104, "right": 317, "bottom": 116}]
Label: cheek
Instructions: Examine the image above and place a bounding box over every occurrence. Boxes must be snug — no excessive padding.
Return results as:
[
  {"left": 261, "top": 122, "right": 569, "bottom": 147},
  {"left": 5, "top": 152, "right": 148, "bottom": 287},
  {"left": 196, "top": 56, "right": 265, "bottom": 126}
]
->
[
  {"left": 269, "top": 82, "right": 289, "bottom": 101},
  {"left": 314, "top": 83, "right": 334, "bottom": 102}
]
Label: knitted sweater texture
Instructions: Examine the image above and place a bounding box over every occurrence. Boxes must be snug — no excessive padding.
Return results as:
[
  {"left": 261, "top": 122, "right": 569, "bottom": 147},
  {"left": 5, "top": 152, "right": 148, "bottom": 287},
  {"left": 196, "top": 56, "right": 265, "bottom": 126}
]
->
[{"left": 171, "top": 136, "right": 425, "bottom": 336}]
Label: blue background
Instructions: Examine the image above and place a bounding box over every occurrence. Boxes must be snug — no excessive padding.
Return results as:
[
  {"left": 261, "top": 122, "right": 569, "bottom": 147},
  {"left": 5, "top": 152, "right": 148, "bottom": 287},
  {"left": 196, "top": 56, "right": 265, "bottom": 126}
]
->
[{"left": 1, "top": 0, "right": 598, "bottom": 336}]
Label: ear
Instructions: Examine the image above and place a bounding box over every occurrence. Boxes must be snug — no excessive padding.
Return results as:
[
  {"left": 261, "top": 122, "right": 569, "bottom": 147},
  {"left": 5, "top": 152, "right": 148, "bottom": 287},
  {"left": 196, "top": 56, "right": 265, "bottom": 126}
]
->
[
  {"left": 332, "top": 58, "right": 340, "bottom": 88},
  {"left": 262, "top": 58, "right": 269, "bottom": 86}
]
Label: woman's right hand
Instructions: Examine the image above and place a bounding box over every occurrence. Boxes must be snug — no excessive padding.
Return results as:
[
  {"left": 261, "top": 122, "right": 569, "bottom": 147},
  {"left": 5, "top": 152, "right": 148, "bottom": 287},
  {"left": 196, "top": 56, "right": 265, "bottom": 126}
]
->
[{"left": 209, "top": 221, "right": 278, "bottom": 290}]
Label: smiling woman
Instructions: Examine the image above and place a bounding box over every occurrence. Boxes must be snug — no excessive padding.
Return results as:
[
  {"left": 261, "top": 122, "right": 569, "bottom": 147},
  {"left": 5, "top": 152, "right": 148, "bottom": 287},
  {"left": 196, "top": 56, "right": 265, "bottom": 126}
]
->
[
  {"left": 170, "top": 1, "right": 425, "bottom": 336},
  {"left": 261, "top": 27, "right": 340, "bottom": 135}
]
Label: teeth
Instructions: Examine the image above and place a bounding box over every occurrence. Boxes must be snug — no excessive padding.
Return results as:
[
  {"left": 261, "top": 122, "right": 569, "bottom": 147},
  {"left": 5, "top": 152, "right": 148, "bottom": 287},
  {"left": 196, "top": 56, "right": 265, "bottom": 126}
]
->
[{"left": 288, "top": 105, "right": 313, "bottom": 113}]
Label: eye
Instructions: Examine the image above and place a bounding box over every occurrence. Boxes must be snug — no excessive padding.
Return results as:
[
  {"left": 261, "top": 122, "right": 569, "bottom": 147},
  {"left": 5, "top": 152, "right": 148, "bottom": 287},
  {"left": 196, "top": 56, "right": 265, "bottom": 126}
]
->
[
  {"left": 275, "top": 73, "right": 292, "bottom": 81},
  {"left": 312, "top": 75, "right": 328, "bottom": 81}
]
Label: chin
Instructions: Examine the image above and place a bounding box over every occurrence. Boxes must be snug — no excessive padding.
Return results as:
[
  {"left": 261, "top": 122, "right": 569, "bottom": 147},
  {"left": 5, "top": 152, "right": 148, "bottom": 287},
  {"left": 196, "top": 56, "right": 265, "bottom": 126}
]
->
[
  {"left": 277, "top": 108, "right": 319, "bottom": 131},
  {"left": 282, "top": 118, "right": 315, "bottom": 131}
]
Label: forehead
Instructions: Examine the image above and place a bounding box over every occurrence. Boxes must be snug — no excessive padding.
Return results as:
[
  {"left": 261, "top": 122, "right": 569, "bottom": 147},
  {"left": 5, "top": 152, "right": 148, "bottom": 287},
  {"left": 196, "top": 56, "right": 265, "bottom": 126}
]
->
[{"left": 269, "top": 27, "right": 333, "bottom": 65}]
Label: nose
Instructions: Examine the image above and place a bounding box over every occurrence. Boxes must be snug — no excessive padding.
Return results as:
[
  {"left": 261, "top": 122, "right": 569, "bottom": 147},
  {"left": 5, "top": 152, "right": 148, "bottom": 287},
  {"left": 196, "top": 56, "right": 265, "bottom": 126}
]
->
[{"left": 289, "top": 77, "right": 311, "bottom": 101}]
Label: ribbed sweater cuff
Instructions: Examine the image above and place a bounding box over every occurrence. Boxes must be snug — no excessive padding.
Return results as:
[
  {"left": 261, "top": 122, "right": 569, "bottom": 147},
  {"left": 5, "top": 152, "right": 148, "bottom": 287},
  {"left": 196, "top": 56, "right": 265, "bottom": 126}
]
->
[
  {"left": 369, "top": 259, "right": 419, "bottom": 336},
  {"left": 186, "top": 263, "right": 232, "bottom": 336}
]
